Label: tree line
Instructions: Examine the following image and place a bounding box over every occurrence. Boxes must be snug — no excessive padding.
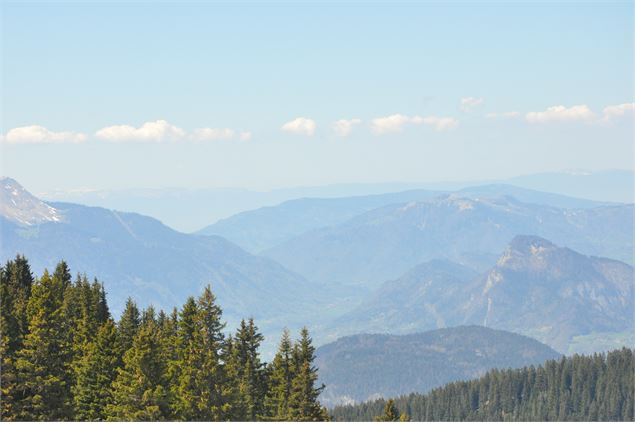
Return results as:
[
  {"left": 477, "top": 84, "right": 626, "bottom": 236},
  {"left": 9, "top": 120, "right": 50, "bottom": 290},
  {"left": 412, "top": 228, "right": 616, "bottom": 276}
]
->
[
  {"left": 331, "top": 347, "right": 635, "bottom": 421},
  {"left": 1, "top": 256, "right": 328, "bottom": 421}
]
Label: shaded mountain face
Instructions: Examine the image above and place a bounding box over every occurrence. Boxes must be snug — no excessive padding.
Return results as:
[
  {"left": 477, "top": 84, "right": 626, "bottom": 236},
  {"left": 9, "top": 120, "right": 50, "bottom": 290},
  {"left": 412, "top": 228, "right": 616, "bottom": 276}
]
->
[
  {"left": 198, "top": 184, "right": 610, "bottom": 254},
  {"left": 333, "top": 236, "right": 634, "bottom": 352},
  {"left": 315, "top": 326, "right": 560, "bottom": 407},
  {"left": 0, "top": 180, "right": 324, "bottom": 346},
  {"left": 263, "top": 195, "right": 633, "bottom": 290}
]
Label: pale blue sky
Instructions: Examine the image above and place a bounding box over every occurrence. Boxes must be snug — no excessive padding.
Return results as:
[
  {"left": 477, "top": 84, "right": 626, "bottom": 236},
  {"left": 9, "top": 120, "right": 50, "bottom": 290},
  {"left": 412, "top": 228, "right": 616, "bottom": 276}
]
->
[{"left": 1, "top": 1, "right": 633, "bottom": 192}]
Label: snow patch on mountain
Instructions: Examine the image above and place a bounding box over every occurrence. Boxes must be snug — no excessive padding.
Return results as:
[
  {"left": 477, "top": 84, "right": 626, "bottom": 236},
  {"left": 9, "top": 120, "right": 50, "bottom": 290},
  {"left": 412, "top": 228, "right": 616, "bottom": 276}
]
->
[{"left": 0, "top": 177, "right": 64, "bottom": 225}]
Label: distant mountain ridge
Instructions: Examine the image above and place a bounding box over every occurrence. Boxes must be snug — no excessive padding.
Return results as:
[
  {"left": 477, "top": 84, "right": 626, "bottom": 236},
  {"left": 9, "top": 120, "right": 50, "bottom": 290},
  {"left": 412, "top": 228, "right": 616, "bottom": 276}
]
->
[
  {"left": 0, "top": 178, "right": 324, "bottom": 350},
  {"left": 199, "top": 184, "right": 614, "bottom": 253},
  {"left": 263, "top": 195, "right": 633, "bottom": 292},
  {"left": 315, "top": 326, "right": 560, "bottom": 407},
  {"left": 332, "top": 236, "right": 634, "bottom": 352},
  {"left": 37, "top": 170, "right": 633, "bottom": 233}
]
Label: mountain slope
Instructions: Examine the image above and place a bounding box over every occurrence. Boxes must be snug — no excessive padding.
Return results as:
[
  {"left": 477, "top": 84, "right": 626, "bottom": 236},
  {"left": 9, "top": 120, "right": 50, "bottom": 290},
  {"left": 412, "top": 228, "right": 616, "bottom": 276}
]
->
[
  {"left": 0, "top": 177, "right": 63, "bottom": 225},
  {"left": 199, "top": 185, "right": 610, "bottom": 253},
  {"left": 263, "top": 195, "right": 633, "bottom": 290},
  {"left": 461, "top": 235, "right": 635, "bottom": 351},
  {"left": 197, "top": 189, "right": 444, "bottom": 253},
  {"left": 0, "top": 179, "right": 323, "bottom": 341},
  {"left": 326, "top": 260, "right": 478, "bottom": 341},
  {"left": 316, "top": 326, "right": 560, "bottom": 406},
  {"left": 333, "top": 236, "right": 634, "bottom": 352}
]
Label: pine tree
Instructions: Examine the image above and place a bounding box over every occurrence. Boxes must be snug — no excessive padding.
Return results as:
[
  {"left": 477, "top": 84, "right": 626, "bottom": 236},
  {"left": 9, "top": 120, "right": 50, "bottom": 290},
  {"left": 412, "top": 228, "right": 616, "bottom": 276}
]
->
[
  {"left": 195, "top": 286, "right": 228, "bottom": 419},
  {"left": 107, "top": 318, "right": 170, "bottom": 420},
  {"left": 1, "top": 255, "right": 34, "bottom": 354},
  {"left": 0, "top": 256, "right": 34, "bottom": 420},
  {"left": 288, "top": 327, "right": 325, "bottom": 421},
  {"left": 72, "top": 319, "right": 119, "bottom": 420},
  {"left": 116, "top": 297, "right": 140, "bottom": 361},
  {"left": 265, "top": 328, "right": 295, "bottom": 420},
  {"left": 12, "top": 269, "right": 73, "bottom": 420},
  {"left": 171, "top": 297, "right": 200, "bottom": 419},
  {"left": 227, "top": 318, "right": 267, "bottom": 420},
  {"left": 381, "top": 399, "right": 400, "bottom": 421}
]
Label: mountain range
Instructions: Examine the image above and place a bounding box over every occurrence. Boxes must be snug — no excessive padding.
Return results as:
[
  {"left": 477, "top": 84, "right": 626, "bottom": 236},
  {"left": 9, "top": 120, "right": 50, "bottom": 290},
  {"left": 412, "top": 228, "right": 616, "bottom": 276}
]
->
[
  {"left": 315, "top": 326, "right": 560, "bottom": 406},
  {"left": 199, "top": 184, "right": 611, "bottom": 253},
  {"left": 0, "top": 177, "right": 326, "bottom": 348},
  {"left": 263, "top": 195, "right": 633, "bottom": 293},
  {"left": 2, "top": 176, "right": 633, "bottom": 355},
  {"left": 37, "top": 170, "right": 634, "bottom": 233},
  {"left": 332, "top": 235, "right": 634, "bottom": 352}
]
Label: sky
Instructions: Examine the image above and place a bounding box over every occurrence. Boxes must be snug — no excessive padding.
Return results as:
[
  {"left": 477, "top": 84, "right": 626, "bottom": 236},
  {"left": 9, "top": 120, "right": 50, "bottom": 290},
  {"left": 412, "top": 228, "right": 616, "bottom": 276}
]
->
[{"left": 1, "top": 1, "right": 633, "bottom": 192}]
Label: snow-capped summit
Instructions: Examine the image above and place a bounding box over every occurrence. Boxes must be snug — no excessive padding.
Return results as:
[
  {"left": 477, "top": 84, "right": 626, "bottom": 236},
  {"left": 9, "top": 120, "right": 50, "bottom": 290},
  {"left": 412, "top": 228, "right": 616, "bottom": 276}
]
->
[{"left": 0, "top": 177, "right": 63, "bottom": 226}]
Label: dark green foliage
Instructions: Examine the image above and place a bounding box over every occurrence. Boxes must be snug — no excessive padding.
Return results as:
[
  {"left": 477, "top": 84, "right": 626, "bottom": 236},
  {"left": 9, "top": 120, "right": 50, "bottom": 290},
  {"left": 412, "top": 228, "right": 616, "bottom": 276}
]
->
[
  {"left": 226, "top": 318, "right": 268, "bottom": 420},
  {"left": 13, "top": 269, "right": 73, "bottom": 419},
  {"left": 1, "top": 255, "right": 34, "bottom": 420},
  {"left": 288, "top": 328, "right": 325, "bottom": 421},
  {"left": 0, "top": 256, "right": 326, "bottom": 421},
  {"left": 116, "top": 297, "right": 141, "bottom": 360},
  {"left": 331, "top": 348, "right": 635, "bottom": 421},
  {"left": 107, "top": 317, "right": 171, "bottom": 420},
  {"left": 72, "top": 319, "right": 118, "bottom": 420},
  {"left": 265, "top": 329, "right": 295, "bottom": 419}
]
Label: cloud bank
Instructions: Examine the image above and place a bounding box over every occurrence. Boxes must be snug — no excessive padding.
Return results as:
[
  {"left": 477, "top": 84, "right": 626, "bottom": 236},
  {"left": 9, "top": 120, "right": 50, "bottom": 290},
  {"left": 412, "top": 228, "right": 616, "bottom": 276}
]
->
[
  {"left": 281, "top": 117, "right": 316, "bottom": 136},
  {"left": 371, "top": 114, "right": 458, "bottom": 134},
  {"left": 2, "top": 125, "right": 87, "bottom": 144},
  {"left": 95, "top": 120, "right": 186, "bottom": 142},
  {"left": 602, "top": 103, "right": 635, "bottom": 122},
  {"left": 526, "top": 105, "right": 595, "bottom": 123}
]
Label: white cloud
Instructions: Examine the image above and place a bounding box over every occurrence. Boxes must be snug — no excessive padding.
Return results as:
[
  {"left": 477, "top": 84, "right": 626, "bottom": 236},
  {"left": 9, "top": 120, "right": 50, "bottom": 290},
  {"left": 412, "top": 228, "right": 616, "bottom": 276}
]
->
[
  {"left": 332, "top": 118, "right": 362, "bottom": 137},
  {"left": 239, "top": 131, "right": 252, "bottom": 141},
  {"left": 602, "top": 103, "right": 635, "bottom": 122},
  {"left": 526, "top": 105, "right": 595, "bottom": 123},
  {"left": 460, "top": 97, "right": 484, "bottom": 112},
  {"left": 281, "top": 117, "right": 316, "bottom": 136},
  {"left": 485, "top": 111, "right": 521, "bottom": 119},
  {"left": 191, "top": 127, "right": 236, "bottom": 141},
  {"left": 422, "top": 116, "right": 459, "bottom": 131},
  {"left": 371, "top": 114, "right": 418, "bottom": 134},
  {"left": 95, "top": 120, "right": 186, "bottom": 142},
  {"left": 371, "top": 114, "right": 458, "bottom": 134},
  {"left": 2, "top": 125, "right": 87, "bottom": 144}
]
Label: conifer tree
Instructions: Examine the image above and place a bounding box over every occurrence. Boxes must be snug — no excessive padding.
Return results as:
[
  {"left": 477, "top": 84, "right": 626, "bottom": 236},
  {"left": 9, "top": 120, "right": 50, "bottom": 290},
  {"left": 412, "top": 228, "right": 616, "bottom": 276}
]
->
[
  {"left": 116, "top": 297, "right": 140, "bottom": 361},
  {"left": 107, "top": 318, "right": 170, "bottom": 420},
  {"left": 170, "top": 297, "right": 200, "bottom": 419},
  {"left": 13, "top": 270, "right": 73, "bottom": 420},
  {"left": 381, "top": 399, "right": 400, "bottom": 421},
  {"left": 0, "top": 256, "right": 34, "bottom": 420},
  {"left": 265, "top": 328, "right": 295, "bottom": 420},
  {"left": 1, "top": 255, "right": 34, "bottom": 354},
  {"left": 73, "top": 319, "right": 119, "bottom": 420},
  {"left": 227, "top": 318, "right": 267, "bottom": 420},
  {"left": 195, "top": 286, "right": 228, "bottom": 419},
  {"left": 288, "top": 327, "right": 325, "bottom": 421}
]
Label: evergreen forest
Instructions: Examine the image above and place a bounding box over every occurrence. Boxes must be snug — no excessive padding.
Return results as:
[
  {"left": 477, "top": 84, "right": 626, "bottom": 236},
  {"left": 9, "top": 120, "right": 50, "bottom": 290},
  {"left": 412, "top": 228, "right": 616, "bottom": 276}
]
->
[{"left": 1, "top": 256, "right": 327, "bottom": 421}]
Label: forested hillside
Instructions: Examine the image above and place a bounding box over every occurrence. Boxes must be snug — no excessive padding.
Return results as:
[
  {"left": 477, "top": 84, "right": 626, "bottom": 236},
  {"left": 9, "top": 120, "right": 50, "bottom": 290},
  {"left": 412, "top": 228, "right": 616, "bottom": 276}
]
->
[
  {"left": 331, "top": 348, "right": 635, "bottom": 421},
  {"left": 315, "top": 326, "right": 559, "bottom": 406},
  {"left": 0, "top": 256, "right": 326, "bottom": 421}
]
